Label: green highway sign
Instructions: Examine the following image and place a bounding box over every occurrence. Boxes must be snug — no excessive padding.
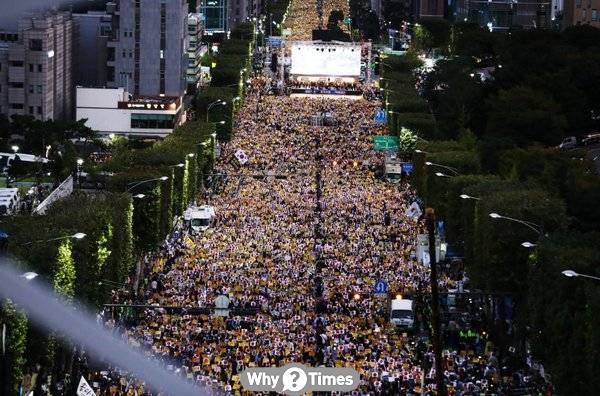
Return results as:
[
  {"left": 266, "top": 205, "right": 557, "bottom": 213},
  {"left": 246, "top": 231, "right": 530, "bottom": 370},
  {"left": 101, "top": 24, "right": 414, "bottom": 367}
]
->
[{"left": 373, "top": 135, "right": 399, "bottom": 151}]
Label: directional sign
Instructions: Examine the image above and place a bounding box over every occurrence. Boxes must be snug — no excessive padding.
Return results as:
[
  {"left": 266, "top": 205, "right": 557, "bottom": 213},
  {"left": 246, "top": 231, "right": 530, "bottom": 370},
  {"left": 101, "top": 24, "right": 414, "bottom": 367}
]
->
[
  {"left": 374, "top": 108, "right": 387, "bottom": 124},
  {"left": 374, "top": 280, "right": 388, "bottom": 294},
  {"left": 402, "top": 163, "right": 413, "bottom": 174},
  {"left": 373, "top": 135, "right": 399, "bottom": 151}
]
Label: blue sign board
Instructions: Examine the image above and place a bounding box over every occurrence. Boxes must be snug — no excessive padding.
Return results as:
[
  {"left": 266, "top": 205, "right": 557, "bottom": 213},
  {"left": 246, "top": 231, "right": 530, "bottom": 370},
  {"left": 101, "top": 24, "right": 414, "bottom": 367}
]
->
[
  {"left": 374, "top": 280, "right": 388, "bottom": 294},
  {"left": 374, "top": 109, "right": 387, "bottom": 124},
  {"left": 402, "top": 163, "right": 413, "bottom": 174},
  {"left": 268, "top": 36, "right": 284, "bottom": 48}
]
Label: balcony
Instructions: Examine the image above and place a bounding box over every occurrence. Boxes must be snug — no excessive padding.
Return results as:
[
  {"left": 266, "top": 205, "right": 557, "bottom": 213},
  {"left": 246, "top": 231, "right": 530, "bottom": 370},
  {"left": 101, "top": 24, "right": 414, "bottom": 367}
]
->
[{"left": 8, "top": 66, "right": 25, "bottom": 83}]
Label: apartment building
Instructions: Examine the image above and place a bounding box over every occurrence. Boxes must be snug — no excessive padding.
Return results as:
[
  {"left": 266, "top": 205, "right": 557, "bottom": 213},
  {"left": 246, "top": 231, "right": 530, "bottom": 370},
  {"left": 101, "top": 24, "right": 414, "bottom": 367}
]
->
[{"left": 0, "top": 11, "right": 76, "bottom": 120}]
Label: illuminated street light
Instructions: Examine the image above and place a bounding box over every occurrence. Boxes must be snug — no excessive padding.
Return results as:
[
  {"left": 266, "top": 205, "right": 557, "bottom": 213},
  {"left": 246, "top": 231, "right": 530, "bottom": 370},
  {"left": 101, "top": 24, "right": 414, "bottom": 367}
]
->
[
  {"left": 521, "top": 242, "right": 537, "bottom": 248},
  {"left": 488, "top": 213, "right": 543, "bottom": 236},
  {"left": 562, "top": 270, "right": 600, "bottom": 282},
  {"left": 460, "top": 194, "right": 480, "bottom": 200}
]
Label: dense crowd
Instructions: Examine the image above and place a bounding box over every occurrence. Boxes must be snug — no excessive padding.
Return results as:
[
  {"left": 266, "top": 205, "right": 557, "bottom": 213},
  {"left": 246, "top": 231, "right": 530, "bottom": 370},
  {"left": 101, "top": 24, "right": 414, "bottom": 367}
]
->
[
  {"left": 284, "top": 0, "right": 350, "bottom": 41},
  {"left": 83, "top": 74, "right": 552, "bottom": 396}
]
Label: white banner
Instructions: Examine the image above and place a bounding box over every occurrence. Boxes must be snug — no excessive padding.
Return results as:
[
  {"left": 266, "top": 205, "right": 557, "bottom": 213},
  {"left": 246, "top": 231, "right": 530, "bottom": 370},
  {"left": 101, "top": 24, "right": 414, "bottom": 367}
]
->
[
  {"left": 77, "top": 376, "right": 95, "bottom": 396},
  {"left": 32, "top": 175, "right": 74, "bottom": 215}
]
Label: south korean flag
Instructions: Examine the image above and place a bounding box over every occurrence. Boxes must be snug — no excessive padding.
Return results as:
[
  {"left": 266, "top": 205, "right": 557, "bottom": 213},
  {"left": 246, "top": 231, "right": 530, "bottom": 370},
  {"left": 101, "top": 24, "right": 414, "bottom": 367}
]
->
[{"left": 234, "top": 149, "right": 249, "bottom": 165}]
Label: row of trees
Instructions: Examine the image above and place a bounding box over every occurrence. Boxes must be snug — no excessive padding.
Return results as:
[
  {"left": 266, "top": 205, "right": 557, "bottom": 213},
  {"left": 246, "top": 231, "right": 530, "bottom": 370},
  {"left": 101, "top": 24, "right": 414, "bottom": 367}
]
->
[
  {"left": 0, "top": 22, "right": 257, "bottom": 394},
  {"left": 390, "top": 22, "right": 600, "bottom": 395},
  {"left": 0, "top": 192, "right": 134, "bottom": 394},
  {"left": 197, "top": 22, "right": 254, "bottom": 142}
]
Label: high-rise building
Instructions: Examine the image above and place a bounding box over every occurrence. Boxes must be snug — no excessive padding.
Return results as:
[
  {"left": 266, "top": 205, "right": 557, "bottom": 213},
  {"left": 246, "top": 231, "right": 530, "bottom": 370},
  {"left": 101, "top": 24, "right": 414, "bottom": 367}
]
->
[
  {"left": 0, "top": 11, "right": 77, "bottom": 121},
  {"left": 201, "top": 0, "right": 229, "bottom": 33},
  {"left": 73, "top": 11, "right": 112, "bottom": 87},
  {"left": 564, "top": 0, "right": 600, "bottom": 27},
  {"left": 229, "top": 0, "right": 262, "bottom": 29},
  {"left": 453, "top": 0, "right": 551, "bottom": 29},
  {"left": 106, "top": 0, "right": 188, "bottom": 98},
  {"left": 187, "top": 12, "right": 207, "bottom": 90}
]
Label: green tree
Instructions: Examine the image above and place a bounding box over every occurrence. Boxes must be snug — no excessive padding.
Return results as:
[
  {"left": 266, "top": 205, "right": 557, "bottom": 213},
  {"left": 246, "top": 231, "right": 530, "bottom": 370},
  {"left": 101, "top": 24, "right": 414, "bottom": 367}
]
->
[{"left": 485, "top": 86, "right": 567, "bottom": 147}]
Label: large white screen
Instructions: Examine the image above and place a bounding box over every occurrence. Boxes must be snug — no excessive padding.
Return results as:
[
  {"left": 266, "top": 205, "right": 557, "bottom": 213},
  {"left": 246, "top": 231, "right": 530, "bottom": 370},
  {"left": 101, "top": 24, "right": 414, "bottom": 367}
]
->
[{"left": 290, "top": 44, "right": 361, "bottom": 77}]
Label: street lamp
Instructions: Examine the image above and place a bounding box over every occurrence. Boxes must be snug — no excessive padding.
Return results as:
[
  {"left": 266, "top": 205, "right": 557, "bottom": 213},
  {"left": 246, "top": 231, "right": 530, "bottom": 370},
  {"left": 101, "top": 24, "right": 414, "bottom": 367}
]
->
[
  {"left": 23, "top": 233, "right": 87, "bottom": 246},
  {"left": 11, "top": 145, "right": 19, "bottom": 153},
  {"left": 126, "top": 176, "right": 169, "bottom": 192},
  {"left": 488, "top": 213, "right": 543, "bottom": 236},
  {"left": 415, "top": 149, "right": 430, "bottom": 154},
  {"left": 206, "top": 100, "right": 227, "bottom": 122},
  {"left": 521, "top": 241, "right": 537, "bottom": 248},
  {"left": 426, "top": 161, "right": 460, "bottom": 175},
  {"left": 133, "top": 194, "right": 145, "bottom": 199},
  {"left": 562, "top": 270, "right": 600, "bottom": 282},
  {"left": 21, "top": 272, "right": 39, "bottom": 281},
  {"left": 435, "top": 172, "right": 452, "bottom": 178},
  {"left": 459, "top": 194, "right": 480, "bottom": 201}
]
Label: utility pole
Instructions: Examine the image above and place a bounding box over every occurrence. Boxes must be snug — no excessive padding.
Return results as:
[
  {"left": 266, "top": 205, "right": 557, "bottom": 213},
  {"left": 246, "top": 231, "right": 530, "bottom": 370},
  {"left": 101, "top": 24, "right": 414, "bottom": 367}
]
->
[{"left": 426, "top": 208, "right": 445, "bottom": 396}]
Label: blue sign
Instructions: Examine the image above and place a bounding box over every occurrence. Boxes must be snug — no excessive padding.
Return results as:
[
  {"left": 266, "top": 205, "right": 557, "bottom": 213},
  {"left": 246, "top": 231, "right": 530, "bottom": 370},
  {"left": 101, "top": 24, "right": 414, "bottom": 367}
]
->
[
  {"left": 268, "top": 36, "right": 284, "bottom": 48},
  {"left": 374, "top": 109, "right": 387, "bottom": 124},
  {"left": 402, "top": 163, "right": 413, "bottom": 174},
  {"left": 374, "top": 280, "right": 388, "bottom": 294}
]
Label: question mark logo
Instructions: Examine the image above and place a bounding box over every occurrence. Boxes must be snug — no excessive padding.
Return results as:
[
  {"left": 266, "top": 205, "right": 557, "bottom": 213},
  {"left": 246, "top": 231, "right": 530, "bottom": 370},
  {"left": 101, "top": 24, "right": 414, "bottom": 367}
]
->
[{"left": 282, "top": 366, "right": 307, "bottom": 393}]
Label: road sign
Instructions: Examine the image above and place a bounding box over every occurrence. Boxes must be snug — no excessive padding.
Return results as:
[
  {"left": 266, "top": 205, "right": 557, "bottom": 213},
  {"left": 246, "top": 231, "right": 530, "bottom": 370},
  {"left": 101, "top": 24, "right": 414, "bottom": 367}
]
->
[
  {"left": 373, "top": 108, "right": 387, "bottom": 124},
  {"left": 373, "top": 135, "right": 399, "bottom": 151},
  {"left": 268, "top": 36, "right": 284, "bottom": 48},
  {"left": 402, "top": 163, "right": 413, "bottom": 173},
  {"left": 374, "top": 280, "right": 388, "bottom": 294}
]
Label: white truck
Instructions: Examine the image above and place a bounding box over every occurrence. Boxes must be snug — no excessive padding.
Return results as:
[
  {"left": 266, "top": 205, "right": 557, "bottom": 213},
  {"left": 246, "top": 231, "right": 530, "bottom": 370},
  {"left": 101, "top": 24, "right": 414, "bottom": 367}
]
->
[
  {"left": 384, "top": 157, "right": 403, "bottom": 183},
  {"left": 390, "top": 298, "right": 415, "bottom": 329},
  {"left": 183, "top": 205, "right": 215, "bottom": 234}
]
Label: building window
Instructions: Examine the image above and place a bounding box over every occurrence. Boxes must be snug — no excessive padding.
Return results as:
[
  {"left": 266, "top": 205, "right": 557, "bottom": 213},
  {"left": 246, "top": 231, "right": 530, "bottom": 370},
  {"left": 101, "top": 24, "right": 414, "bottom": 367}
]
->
[
  {"left": 593, "top": 9, "right": 598, "bottom": 21},
  {"left": 122, "top": 50, "right": 126, "bottom": 58},
  {"left": 576, "top": 0, "right": 582, "bottom": 7},
  {"left": 10, "top": 104, "right": 24, "bottom": 109},
  {"left": 29, "top": 39, "right": 43, "bottom": 51},
  {"left": 29, "top": 63, "right": 34, "bottom": 72},
  {"left": 36, "top": 85, "right": 42, "bottom": 94},
  {"left": 29, "top": 106, "right": 34, "bottom": 114},
  {"left": 131, "top": 113, "right": 176, "bottom": 129},
  {"left": 38, "top": 64, "right": 42, "bottom": 72},
  {"left": 37, "top": 106, "right": 42, "bottom": 114},
  {"left": 28, "top": 85, "right": 34, "bottom": 93}
]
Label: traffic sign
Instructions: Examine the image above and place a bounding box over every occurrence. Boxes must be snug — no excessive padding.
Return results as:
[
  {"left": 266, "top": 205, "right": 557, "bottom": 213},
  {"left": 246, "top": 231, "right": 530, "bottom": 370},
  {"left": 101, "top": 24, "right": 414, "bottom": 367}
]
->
[
  {"left": 374, "top": 280, "right": 388, "bottom": 294},
  {"left": 402, "top": 163, "right": 413, "bottom": 173},
  {"left": 373, "top": 108, "right": 387, "bottom": 124},
  {"left": 373, "top": 135, "right": 399, "bottom": 151}
]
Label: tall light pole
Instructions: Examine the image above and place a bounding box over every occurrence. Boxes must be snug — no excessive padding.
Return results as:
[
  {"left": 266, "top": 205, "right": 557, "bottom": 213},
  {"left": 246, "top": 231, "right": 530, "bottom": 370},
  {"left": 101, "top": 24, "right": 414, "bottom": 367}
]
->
[
  {"left": 126, "top": 176, "right": 169, "bottom": 192},
  {"left": 488, "top": 213, "right": 543, "bottom": 236},
  {"left": 426, "top": 162, "right": 460, "bottom": 176},
  {"left": 562, "top": 270, "right": 600, "bottom": 282},
  {"left": 22, "top": 233, "right": 86, "bottom": 246},
  {"left": 206, "top": 100, "right": 227, "bottom": 123}
]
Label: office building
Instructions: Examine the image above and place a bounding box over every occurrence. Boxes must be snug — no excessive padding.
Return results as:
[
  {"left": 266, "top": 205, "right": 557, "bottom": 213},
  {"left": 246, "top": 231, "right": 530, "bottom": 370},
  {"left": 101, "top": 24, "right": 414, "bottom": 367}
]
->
[
  {"left": 564, "top": 0, "right": 600, "bottom": 27},
  {"left": 453, "top": 0, "right": 551, "bottom": 29},
  {"left": 229, "top": 0, "right": 262, "bottom": 29},
  {"left": 0, "top": 11, "right": 77, "bottom": 120},
  {"left": 73, "top": 11, "right": 112, "bottom": 87},
  {"left": 201, "top": 0, "right": 229, "bottom": 33},
  {"left": 106, "top": 0, "right": 188, "bottom": 98},
  {"left": 76, "top": 87, "right": 185, "bottom": 138}
]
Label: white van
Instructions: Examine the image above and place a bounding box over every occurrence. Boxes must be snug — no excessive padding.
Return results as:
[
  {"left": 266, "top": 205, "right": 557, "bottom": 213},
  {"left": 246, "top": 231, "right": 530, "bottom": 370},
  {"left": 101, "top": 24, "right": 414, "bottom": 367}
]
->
[
  {"left": 184, "top": 205, "right": 215, "bottom": 234},
  {"left": 390, "top": 299, "right": 414, "bottom": 329}
]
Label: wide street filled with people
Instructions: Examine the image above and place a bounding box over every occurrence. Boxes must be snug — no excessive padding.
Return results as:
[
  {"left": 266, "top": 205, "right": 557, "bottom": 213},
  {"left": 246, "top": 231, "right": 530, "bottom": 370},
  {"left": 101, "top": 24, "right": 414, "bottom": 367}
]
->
[{"left": 83, "top": 71, "right": 553, "bottom": 396}]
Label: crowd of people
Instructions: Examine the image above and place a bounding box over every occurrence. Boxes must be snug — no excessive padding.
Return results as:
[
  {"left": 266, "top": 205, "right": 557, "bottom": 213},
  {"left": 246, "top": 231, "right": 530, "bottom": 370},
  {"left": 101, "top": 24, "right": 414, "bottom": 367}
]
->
[
  {"left": 284, "top": 0, "right": 350, "bottom": 41},
  {"left": 82, "top": 69, "right": 553, "bottom": 395}
]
